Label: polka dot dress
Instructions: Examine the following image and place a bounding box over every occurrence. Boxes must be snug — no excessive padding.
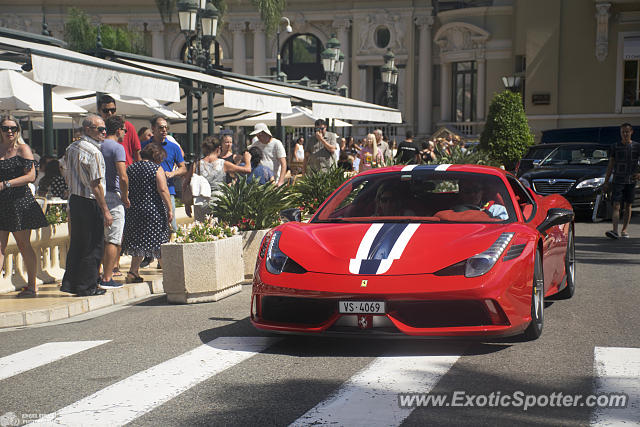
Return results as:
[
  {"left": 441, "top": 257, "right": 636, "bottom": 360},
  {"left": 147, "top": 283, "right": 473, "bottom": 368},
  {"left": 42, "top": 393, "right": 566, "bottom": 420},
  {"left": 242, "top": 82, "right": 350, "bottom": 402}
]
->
[
  {"left": 0, "top": 156, "right": 48, "bottom": 231},
  {"left": 122, "top": 160, "right": 170, "bottom": 258},
  {"left": 38, "top": 175, "right": 68, "bottom": 198}
]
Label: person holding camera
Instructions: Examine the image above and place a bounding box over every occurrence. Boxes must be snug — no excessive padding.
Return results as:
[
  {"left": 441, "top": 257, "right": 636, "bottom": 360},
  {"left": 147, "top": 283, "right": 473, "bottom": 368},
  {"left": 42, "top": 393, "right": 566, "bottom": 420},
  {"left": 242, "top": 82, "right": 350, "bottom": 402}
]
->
[{"left": 304, "top": 119, "right": 338, "bottom": 173}]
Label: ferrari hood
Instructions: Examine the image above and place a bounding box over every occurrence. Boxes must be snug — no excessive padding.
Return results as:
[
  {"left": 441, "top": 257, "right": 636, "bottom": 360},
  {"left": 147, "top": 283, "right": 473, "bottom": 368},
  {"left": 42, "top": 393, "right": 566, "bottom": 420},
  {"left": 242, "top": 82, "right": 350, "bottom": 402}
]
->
[{"left": 277, "top": 222, "right": 508, "bottom": 275}]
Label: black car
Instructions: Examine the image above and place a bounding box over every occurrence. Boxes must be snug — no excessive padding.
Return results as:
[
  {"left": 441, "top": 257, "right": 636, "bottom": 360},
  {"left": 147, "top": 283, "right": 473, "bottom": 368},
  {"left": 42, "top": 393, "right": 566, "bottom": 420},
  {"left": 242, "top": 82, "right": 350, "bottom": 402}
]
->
[{"left": 518, "top": 143, "right": 640, "bottom": 219}]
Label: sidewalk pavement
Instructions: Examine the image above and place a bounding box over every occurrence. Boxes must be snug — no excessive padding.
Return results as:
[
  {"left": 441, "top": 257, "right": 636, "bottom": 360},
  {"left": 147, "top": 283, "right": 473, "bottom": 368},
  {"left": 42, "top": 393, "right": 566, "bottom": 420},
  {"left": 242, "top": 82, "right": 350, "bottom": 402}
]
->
[{"left": 0, "top": 264, "right": 165, "bottom": 329}]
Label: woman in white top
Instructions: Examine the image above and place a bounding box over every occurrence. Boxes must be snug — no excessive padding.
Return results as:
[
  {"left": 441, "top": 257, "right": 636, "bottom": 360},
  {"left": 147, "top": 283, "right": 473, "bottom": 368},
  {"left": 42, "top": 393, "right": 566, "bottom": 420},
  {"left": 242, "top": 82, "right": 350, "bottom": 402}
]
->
[
  {"left": 183, "top": 136, "right": 250, "bottom": 220},
  {"left": 291, "top": 136, "right": 305, "bottom": 175}
]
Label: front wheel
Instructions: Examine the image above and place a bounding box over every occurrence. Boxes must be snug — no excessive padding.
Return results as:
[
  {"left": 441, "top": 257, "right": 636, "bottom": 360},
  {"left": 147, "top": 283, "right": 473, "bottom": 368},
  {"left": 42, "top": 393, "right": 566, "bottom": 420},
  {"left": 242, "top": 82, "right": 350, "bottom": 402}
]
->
[
  {"left": 524, "top": 250, "right": 544, "bottom": 340},
  {"left": 557, "top": 226, "right": 575, "bottom": 299}
]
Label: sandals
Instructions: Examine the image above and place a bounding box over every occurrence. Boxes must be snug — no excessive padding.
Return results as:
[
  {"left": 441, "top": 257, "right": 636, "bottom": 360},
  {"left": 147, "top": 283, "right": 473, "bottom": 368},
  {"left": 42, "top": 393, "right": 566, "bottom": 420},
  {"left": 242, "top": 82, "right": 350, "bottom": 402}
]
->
[
  {"left": 112, "top": 268, "right": 123, "bottom": 277},
  {"left": 621, "top": 231, "right": 630, "bottom": 238},
  {"left": 17, "top": 287, "right": 38, "bottom": 298},
  {"left": 126, "top": 272, "right": 144, "bottom": 283}
]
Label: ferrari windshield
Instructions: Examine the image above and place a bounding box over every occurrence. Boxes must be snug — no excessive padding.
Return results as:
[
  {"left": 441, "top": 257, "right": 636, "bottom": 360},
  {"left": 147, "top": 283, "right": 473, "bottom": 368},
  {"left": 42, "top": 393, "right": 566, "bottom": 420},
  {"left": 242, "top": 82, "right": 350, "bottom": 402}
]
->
[{"left": 312, "top": 170, "right": 517, "bottom": 223}]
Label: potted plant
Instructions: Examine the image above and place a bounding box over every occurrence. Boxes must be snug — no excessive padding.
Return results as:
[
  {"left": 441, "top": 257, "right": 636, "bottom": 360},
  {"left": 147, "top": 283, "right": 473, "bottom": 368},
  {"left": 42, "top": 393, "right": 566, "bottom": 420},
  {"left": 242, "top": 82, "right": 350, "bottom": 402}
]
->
[
  {"left": 210, "top": 176, "right": 293, "bottom": 279},
  {"left": 161, "top": 217, "right": 244, "bottom": 304},
  {"left": 292, "top": 165, "right": 351, "bottom": 216}
]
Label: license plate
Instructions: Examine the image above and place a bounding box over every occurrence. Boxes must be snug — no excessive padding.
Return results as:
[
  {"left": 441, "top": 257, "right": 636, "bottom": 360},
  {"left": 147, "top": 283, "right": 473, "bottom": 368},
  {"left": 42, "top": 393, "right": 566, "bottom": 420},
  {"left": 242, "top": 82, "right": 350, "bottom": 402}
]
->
[{"left": 338, "top": 301, "right": 385, "bottom": 314}]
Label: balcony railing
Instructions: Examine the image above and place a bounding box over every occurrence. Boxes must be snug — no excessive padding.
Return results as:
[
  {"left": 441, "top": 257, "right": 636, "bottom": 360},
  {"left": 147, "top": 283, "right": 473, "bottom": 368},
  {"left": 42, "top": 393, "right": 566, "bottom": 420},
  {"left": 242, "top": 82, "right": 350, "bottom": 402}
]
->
[{"left": 437, "top": 121, "right": 485, "bottom": 138}]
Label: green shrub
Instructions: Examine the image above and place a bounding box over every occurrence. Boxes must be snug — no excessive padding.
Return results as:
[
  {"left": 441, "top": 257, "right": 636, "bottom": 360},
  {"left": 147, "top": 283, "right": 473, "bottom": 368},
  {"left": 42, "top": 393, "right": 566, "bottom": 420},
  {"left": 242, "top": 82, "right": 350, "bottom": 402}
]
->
[
  {"left": 45, "top": 205, "right": 68, "bottom": 225},
  {"left": 209, "top": 175, "right": 293, "bottom": 230},
  {"left": 293, "top": 165, "right": 351, "bottom": 214},
  {"left": 64, "top": 7, "right": 147, "bottom": 54},
  {"left": 480, "top": 91, "right": 534, "bottom": 170}
]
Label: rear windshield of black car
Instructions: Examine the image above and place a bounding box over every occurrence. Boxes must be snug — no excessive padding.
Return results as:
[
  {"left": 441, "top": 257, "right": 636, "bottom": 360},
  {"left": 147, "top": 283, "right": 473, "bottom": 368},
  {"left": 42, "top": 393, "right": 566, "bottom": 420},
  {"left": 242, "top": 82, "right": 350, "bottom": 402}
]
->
[{"left": 538, "top": 145, "right": 609, "bottom": 166}]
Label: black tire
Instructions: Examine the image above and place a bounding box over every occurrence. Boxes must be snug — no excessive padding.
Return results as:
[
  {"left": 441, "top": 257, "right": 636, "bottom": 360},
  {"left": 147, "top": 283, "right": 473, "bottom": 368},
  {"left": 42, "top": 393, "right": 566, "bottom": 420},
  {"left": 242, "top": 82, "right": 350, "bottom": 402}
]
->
[
  {"left": 524, "top": 250, "right": 544, "bottom": 340},
  {"left": 557, "top": 226, "right": 576, "bottom": 299}
]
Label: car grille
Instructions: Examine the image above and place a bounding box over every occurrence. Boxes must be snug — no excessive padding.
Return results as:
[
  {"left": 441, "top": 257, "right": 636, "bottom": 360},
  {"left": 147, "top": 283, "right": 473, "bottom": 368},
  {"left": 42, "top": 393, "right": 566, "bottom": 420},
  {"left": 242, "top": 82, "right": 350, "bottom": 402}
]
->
[
  {"left": 532, "top": 179, "right": 575, "bottom": 194},
  {"left": 260, "top": 296, "right": 336, "bottom": 325},
  {"left": 388, "top": 300, "right": 499, "bottom": 327}
]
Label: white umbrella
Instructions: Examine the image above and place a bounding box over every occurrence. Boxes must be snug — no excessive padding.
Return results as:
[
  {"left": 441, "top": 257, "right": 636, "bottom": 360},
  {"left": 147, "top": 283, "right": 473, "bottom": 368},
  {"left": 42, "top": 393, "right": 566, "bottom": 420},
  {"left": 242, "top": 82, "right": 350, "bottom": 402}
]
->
[
  {"left": 0, "top": 70, "right": 87, "bottom": 114},
  {"left": 224, "top": 106, "right": 352, "bottom": 127},
  {"left": 57, "top": 88, "right": 185, "bottom": 120}
]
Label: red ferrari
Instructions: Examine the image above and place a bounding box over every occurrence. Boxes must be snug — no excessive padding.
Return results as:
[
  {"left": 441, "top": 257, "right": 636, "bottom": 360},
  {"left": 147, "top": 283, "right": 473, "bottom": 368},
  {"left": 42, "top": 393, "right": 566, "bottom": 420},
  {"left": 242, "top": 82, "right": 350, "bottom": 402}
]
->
[{"left": 250, "top": 165, "right": 575, "bottom": 340}]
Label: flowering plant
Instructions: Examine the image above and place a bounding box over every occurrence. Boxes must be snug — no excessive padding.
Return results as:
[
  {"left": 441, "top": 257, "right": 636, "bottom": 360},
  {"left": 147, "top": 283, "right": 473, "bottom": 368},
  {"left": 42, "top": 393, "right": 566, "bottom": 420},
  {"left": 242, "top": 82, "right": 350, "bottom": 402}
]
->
[
  {"left": 234, "top": 217, "right": 257, "bottom": 231},
  {"left": 45, "top": 205, "right": 68, "bottom": 225},
  {"left": 175, "top": 216, "right": 238, "bottom": 243}
]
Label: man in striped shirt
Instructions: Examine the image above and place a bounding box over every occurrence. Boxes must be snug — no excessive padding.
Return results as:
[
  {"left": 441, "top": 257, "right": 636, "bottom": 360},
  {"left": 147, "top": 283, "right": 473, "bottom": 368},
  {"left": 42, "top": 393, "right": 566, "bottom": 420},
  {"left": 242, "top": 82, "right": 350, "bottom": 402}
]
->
[{"left": 60, "top": 115, "right": 112, "bottom": 296}]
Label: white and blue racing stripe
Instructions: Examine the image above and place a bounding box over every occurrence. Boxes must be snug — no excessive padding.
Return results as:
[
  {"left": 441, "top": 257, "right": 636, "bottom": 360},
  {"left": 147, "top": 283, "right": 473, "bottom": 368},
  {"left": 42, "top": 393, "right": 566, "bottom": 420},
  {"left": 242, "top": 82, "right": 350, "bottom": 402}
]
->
[{"left": 349, "top": 223, "right": 420, "bottom": 275}]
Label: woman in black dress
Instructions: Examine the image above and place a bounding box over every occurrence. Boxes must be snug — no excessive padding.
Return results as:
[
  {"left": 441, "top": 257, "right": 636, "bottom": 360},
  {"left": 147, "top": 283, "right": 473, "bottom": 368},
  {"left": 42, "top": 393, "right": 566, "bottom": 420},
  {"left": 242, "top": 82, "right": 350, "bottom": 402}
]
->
[
  {"left": 37, "top": 159, "right": 68, "bottom": 198},
  {"left": 121, "top": 143, "right": 173, "bottom": 283},
  {"left": 0, "top": 115, "right": 48, "bottom": 297}
]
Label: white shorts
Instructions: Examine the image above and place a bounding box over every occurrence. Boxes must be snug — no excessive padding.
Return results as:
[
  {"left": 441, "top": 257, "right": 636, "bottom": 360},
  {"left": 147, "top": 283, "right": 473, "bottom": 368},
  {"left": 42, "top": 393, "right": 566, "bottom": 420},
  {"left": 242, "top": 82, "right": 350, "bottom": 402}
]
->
[{"left": 104, "top": 191, "right": 125, "bottom": 245}]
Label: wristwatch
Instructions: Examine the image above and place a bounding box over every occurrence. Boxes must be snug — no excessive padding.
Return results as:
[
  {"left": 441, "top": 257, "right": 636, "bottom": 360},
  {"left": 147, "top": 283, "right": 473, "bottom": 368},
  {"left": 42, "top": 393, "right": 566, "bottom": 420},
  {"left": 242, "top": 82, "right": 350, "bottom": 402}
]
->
[{"left": 3, "top": 181, "right": 11, "bottom": 189}]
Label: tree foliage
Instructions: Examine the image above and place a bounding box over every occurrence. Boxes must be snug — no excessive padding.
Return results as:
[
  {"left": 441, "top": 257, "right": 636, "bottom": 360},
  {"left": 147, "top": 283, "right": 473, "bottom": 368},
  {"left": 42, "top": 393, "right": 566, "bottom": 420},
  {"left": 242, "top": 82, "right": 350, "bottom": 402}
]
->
[
  {"left": 479, "top": 90, "right": 534, "bottom": 170},
  {"left": 63, "top": 7, "right": 147, "bottom": 55},
  {"left": 250, "top": 0, "right": 286, "bottom": 34}
]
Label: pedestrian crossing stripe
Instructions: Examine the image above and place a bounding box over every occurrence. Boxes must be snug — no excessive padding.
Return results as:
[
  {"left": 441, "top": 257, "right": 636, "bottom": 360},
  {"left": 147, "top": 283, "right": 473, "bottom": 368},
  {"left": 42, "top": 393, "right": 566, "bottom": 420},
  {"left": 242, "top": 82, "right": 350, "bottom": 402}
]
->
[
  {"left": 0, "top": 341, "right": 110, "bottom": 382},
  {"left": 592, "top": 346, "right": 640, "bottom": 426},
  {"left": 26, "top": 337, "right": 279, "bottom": 426},
  {"left": 0, "top": 340, "right": 636, "bottom": 426},
  {"left": 290, "top": 351, "right": 462, "bottom": 427}
]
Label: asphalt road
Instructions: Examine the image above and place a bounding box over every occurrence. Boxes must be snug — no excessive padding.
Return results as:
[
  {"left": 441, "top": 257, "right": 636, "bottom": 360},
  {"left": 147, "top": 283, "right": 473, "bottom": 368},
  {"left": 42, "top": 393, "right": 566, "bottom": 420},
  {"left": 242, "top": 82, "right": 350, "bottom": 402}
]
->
[{"left": 0, "top": 211, "right": 638, "bottom": 427}]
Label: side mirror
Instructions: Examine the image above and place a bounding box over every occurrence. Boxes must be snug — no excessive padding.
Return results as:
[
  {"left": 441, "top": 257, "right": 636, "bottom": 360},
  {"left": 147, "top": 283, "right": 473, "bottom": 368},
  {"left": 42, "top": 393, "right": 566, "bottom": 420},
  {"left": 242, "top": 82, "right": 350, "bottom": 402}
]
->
[
  {"left": 280, "top": 208, "right": 301, "bottom": 223},
  {"left": 532, "top": 159, "right": 541, "bottom": 167},
  {"left": 537, "top": 208, "right": 574, "bottom": 234}
]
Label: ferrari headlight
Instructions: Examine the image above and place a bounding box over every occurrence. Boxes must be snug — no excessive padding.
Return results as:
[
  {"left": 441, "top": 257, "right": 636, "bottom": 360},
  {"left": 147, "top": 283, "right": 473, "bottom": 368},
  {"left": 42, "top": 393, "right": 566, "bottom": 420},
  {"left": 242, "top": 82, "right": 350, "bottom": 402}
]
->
[
  {"left": 266, "top": 231, "right": 288, "bottom": 274},
  {"left": 465, "top": 233, "right": 514, "bottom": 278},
  {"left": 519, "top": 178, "right": 530, "bottom": 188},
  {"left": 575, "top": 177, "right": 604, "bottom": 189}
]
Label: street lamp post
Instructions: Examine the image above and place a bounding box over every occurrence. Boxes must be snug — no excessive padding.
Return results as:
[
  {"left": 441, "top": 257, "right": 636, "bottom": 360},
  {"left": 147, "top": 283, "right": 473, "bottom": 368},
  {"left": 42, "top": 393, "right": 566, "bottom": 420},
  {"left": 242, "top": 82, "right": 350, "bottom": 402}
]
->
[
  {"left": 321, "top": 34, "right": 344, "bottom": 92},
  {"left": 177, "top": 0, "right": 219, "bottom": 161},
  {"left": 381, "top": 48, "right": 398, "bottom": 107},
  {"left": 276, "top": 17, "right": 292, "bottom": 144},
  {"left": 501, "top": 75, "right": 522, "bottom": 92}
]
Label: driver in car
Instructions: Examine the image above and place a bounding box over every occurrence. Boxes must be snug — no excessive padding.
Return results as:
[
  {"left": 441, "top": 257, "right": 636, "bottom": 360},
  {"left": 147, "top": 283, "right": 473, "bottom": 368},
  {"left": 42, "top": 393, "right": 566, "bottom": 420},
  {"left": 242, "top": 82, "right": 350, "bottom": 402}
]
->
[{"left": 457, "top": 181, "right": 509, "bottom": 220}]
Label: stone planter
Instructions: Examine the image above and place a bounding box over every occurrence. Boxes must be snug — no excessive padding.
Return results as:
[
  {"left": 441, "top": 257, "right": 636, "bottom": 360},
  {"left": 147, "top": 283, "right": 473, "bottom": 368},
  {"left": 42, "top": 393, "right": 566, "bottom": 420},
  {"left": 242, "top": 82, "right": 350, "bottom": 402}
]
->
[
  {"left": 161, "top": 235, "right": 244, "bottom": 304},
  {"left": 240, "top": 229, "right": 270, "bottom": 280}
]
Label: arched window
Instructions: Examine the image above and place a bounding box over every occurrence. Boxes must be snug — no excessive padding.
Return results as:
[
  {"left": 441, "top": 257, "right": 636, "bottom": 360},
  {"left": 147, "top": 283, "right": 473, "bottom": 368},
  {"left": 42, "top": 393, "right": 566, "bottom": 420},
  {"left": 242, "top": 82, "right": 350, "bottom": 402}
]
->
[{"left": 281, "top": 33, "right": 324, "bottom": 82}]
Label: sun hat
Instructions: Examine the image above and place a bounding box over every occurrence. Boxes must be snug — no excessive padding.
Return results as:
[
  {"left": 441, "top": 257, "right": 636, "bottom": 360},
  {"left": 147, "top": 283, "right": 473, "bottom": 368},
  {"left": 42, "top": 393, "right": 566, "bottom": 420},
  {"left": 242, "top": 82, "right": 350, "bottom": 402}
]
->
[{"left": 249, "top": 123, "right": 272, "bottom": 136}]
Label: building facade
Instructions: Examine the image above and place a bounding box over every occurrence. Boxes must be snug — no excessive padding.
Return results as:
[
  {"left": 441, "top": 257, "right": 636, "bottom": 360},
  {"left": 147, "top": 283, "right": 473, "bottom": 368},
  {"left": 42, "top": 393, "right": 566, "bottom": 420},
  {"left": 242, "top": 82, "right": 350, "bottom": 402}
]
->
[{"left": 3, "top": 0, "right": 640, "bottom": 141}]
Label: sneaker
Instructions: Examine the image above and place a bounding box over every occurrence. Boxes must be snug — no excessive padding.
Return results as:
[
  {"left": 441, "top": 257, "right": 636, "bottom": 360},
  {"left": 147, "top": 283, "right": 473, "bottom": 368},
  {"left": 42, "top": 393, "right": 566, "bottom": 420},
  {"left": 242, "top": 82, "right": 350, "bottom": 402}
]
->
[
  {"left": 605, "top": 230, "right": 619, "bottom": 239},
  {"left": 100, "top": 279, "right": 123, "bottom": 289},
  {"left": 140, "top": 256, "right": 153, "bottom": 268}
]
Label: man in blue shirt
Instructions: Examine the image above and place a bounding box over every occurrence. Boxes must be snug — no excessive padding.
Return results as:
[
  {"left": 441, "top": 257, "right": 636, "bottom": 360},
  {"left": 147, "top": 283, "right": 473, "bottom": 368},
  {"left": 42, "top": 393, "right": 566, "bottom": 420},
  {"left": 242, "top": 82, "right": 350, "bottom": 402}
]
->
[{"left": 141, "top": 116, "right": 186, "bottom": 233}]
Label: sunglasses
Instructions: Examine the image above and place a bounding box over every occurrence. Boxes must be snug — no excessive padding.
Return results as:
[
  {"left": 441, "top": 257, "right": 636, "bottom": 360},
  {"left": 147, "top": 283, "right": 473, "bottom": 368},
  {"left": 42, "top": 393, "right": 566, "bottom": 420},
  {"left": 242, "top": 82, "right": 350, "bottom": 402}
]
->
[
  {"left": 89, "top": 125, "right": 107, "bottom": 133},
  {"left": 101, "top": 108, "right": 117, "bottom": 114},
  {"left": 1, "top": 125, "right": 19, "bottom": 133},
  {"left": 157, "top": 125, "right": 169, "bottom": 130}
]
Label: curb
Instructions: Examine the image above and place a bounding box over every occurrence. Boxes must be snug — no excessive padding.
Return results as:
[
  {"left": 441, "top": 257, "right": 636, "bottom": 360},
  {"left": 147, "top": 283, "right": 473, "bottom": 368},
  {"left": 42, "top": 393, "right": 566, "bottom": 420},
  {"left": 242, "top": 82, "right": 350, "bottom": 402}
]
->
[{"left": 0, "top": 279, "right": 164, "bottom": 329}]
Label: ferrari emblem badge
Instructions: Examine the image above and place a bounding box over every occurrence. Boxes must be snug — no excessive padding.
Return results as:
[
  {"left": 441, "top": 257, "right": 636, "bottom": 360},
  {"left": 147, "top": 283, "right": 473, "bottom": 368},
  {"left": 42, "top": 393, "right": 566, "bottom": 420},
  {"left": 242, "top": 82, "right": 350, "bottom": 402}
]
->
[
  {"left": 361, "top": 280, "right": 368, "bottom": 287},
  {"left": 357, "top": 314, "right": 373, "bottom": 329}
]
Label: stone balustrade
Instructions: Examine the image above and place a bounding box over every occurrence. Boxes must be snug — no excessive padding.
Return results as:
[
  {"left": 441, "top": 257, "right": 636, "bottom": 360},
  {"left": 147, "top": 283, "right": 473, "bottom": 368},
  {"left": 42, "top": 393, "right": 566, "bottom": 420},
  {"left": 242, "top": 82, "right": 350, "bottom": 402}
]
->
[{"left": 0, "top": 207, "right": 194, "bottom": 294}]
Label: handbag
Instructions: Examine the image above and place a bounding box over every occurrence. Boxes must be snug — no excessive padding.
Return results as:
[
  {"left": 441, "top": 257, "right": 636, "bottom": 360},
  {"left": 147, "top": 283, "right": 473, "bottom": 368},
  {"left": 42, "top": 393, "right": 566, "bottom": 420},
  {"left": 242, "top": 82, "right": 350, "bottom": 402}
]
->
[{"left": 190, "top": 160, "right": 212, "bottom": 206}]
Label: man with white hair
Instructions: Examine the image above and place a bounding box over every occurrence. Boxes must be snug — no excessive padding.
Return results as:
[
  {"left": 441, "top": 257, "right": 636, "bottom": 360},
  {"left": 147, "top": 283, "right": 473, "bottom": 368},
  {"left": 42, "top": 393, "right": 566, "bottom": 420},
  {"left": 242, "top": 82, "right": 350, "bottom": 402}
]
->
[
  {"left": 60, "top": 114, "right": 112, "bottom": 296},
  {"left": 248, "top": 123, "right": 287, "bottom": 186},
  {"left": 374, "top": 129, "right": 391, "bottom": 162}
]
